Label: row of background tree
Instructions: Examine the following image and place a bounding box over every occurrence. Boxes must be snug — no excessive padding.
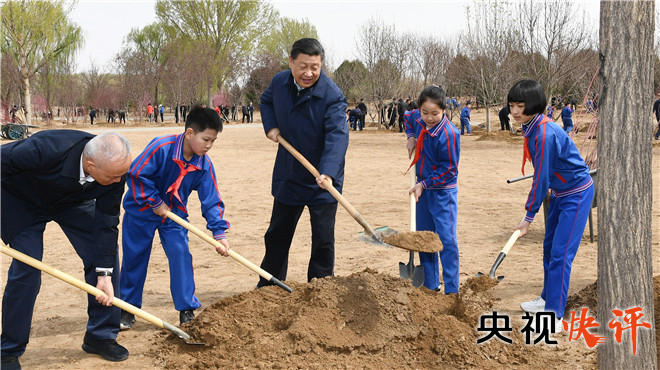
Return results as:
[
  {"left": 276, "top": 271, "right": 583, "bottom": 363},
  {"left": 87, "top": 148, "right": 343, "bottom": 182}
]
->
[{"left": 3, "top": 0, "right": 660, "bottom": 128}]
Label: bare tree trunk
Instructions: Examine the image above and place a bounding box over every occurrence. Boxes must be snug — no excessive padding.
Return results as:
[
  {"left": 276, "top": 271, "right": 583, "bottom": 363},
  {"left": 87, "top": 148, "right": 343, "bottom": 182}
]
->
[{"left": 597, "top": 1, "right": 656, "bottom": 368}]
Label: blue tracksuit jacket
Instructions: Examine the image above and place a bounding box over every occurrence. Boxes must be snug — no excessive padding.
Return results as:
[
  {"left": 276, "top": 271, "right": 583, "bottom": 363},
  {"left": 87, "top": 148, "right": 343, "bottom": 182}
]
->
[{"left": 522, "top": 114, "right": 592, "bottom": 222}]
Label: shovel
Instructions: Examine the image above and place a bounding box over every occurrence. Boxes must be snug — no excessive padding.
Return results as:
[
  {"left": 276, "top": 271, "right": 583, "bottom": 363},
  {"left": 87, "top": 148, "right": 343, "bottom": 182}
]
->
[
  {"left": 165, "top": 212, "right": 292, "bottom": 293},
  {"left": 398, "top": 166, "right": 424, "bottom": 287},
  {"left": 476, "top": 230, "right": 521, "bottom": 282},
  {"left": 276, "top": 134, "right": 396, "bottom": 245},
  {"left": 0, "top": 244, "right": 203, "bottom": 345}
]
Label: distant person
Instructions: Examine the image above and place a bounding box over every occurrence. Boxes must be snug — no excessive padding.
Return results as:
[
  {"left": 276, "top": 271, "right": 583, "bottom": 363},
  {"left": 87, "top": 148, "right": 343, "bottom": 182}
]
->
[
  {"left": 181, "top": 104, "right": 188, "bottom": 123},
  {"left": 89, "top": 107, "right": 97, "bottom": 125},
  {"left": 387, "top": 98, "right": 397, "bottom": 129},
  {"left": 107, "top": 108, "right": 115, "bottom": 123},
  {"left": 118, "top": 109, "right": 126, "bottom": 124},
  {"left": 460, "top": 102, "right": 471, "bottom": 135},
  {"left": 397, "top": 98, "right": 407, "bottom": 132},
  {"left": 560, "top": 101, "right": 574, "bottom": 133},
  {"left": 119, "top": 107, "right": 231, "bottom": 330},
  {"left": 546, "top": 104, "right": 555, "bottom": 120},
  {"left": 241, "top": 105, "right": 249, "bottom": 123},
  {"left": 508, "top": 80, "right": 593, "bottom": 330},
  {"left": 404, "top": 85, "right": 460, "bottom": 294},
  {"left": 159, "top": 104, "right": 164, "bottom": 122},
  {"left": 248, "top": 102, "right": 254, "bottom": 123},
  {"left": 147, "top": 103, "right": 154, "bottom": 123},
  {"left": 357, "top": 98, "right": 367, "bottom": 130},
  {"left": 347, "top": 107, "right": 362, "bottom": 131},
  {"left": 1, "top": 131, "right": 133, "bottom": 367},
  {"left": 256, "top": 38, "right": 348, "bottom": 288},
  {"left": 231, "top": 105, "right": 236, "bottom": 120},
  {"left": 499, "top": 105, "right": 510, "bottom": 131},
  {"left": 174, "top": 103, "right": 179, "bottom": 123}
]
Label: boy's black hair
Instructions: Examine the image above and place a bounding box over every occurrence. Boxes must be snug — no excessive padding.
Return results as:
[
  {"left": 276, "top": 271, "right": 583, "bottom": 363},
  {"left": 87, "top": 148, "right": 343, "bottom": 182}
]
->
[
  {"left": 185, "top": 106, "right": 223, "bottom": 133},
  {"left": 291, "top": 38, "right": 325, "bottom": 63},
  {"left": 417, "top": 85, "right": 447, "bottom": 110},
  {"left": 507, "top": 79, "right": 547, "bottom": 115}
]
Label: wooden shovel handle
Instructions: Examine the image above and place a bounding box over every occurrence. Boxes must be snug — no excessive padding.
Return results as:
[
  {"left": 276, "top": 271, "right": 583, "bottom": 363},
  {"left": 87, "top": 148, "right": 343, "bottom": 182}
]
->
[
  {"left": 0, "top": 244, "right": 192, "bottom": 341},
  {"left": 165, "top": 212, "right": 292, "bottom": 293},
  {"left": 276, "top": 134, "right": 379, "bottom": 240},
  {"left": 410, "top": 164, "right": 416, "bottom": 233},
  {"left": 501, "top": 229, "right": 521, "bottom": 255}
]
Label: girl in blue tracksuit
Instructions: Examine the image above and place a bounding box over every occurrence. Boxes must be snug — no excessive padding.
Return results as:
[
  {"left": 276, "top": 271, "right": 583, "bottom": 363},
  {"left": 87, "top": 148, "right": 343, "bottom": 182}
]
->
[
  {"left": 508, "top": 80, "right": 593, "bottom": 319},
  {"left": 404, "top": 85, "right": 460, "bottom": 294},
  {"left": 560, "top": 102, "right": 574, "bottom": 133},
  {"left": 459, "top": 102, "right": 471, "bottom": 135},
  {"left": 120, "top": 107, "right": 231, "bottom": 327}
]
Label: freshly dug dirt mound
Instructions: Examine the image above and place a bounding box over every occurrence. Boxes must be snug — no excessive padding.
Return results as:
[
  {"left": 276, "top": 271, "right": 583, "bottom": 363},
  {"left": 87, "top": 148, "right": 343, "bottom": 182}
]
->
[
  {"left": 463, "top": 275, "right": 500, "bottom": 293},
  {"left": 153, "top": 269, "right": 545, "bottom": 369},
  {"left": 383, "top": 230, "right": 443, "bottom": 252}
]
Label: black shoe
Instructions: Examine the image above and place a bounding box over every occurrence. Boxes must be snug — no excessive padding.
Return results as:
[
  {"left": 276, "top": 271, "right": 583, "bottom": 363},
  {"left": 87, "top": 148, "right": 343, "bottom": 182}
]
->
[
  {"left": 1, "top": 356, "right": 21, "bottom": 370},
  {"left": 180, "top": 309, "right": 195, "bottom": 325},
  {"left": 120, "top": 309, "right": 135, "bottom": 330},
  {"left": 82, "top": 333, "right": 129, "bottom": 362}
]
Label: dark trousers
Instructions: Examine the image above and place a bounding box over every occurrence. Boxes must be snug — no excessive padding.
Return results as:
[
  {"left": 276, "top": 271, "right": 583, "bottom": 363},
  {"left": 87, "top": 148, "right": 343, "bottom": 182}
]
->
[
  {"left": 1, "top": 197, "right": 120, "bottom": 357},
  {"left": 398, "top": 117, "right": 404, "bottom": 132},
  {"left": 500, "top": 117, "right": 510, "bottom": 131},
  {"left": 257, "top": 200, "right": 337, "bottom": 287}
]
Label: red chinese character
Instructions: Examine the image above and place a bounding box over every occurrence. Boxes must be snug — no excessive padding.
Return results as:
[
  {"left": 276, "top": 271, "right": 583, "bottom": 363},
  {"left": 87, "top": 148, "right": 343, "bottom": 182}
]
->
[
  {"left": 565, "top": 308, "right": 608, "bottom": 348},
  {"left": 608, "top": 307, "right": 652, "bottom": 355}
]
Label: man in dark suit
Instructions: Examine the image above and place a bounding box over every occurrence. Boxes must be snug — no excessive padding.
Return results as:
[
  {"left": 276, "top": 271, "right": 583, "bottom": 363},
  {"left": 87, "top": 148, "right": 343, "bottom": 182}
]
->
[
  {"left": 1, "top": 130, "right": 133, "bottom": 369},
  {"left": 357, "top": 98, "right": 367, "bottom": 130},
  {"left": 257, "top": 38, "right": 348, "bottom": 288}
]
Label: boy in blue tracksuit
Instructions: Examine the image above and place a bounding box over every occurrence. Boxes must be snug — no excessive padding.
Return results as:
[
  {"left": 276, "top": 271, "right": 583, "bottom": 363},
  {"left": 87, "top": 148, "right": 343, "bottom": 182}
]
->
[
  {"left": 119, "top": 107, "right": 231, "bottom": 329},
  {"left": 404, "top": 86, "right": 460, "bottom": 294},
  {"left": 460, "top": 102, "right": 471, "bottom": 135},
  {"left": 560, "top": 102, "right": 574, "bottom": 133},
  {"left": 508, "top": 80, "right": 593, "bottom": 325}
]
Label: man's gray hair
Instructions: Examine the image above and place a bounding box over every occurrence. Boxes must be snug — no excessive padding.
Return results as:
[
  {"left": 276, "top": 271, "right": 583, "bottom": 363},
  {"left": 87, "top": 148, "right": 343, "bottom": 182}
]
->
[{"left": 83, "top": 132, "right": 131, "bottom": 165}]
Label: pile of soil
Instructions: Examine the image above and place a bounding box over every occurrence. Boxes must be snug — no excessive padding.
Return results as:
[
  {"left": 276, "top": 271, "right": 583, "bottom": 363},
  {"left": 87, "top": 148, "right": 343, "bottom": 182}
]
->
[
  {"left": 152, "top": 269, "right": 540, "bottom": 369},
  {"left": 383, "top": 231, "right": 443, "bottom": 252},
  {"left": 463, "top": 275, "right": 500, "bottom": 293}
]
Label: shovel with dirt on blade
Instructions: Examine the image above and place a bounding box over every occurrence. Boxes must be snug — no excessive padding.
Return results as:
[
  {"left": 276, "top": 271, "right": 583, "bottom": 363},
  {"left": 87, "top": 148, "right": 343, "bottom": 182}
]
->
[{"left": 398, "top": 166, "right": 426, "bottom": 287}]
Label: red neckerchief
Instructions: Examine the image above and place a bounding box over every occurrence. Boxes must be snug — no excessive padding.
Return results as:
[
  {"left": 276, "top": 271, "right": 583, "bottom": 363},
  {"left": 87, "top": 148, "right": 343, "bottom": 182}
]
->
[
  {"left": 522, "top": 115, "right": 552, "bottom": 175},
  {"left": 406, "top": 126, "right": 429, "bottom": 174},
  {"left": 166, "top": 158, "right": 199, "bottom": 205}
]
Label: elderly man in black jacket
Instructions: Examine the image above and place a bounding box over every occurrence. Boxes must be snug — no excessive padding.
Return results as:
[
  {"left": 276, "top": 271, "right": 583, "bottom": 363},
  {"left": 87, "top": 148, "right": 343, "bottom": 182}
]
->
[{"left": 1, "top": 130, "right": 132, "bottom": 369}]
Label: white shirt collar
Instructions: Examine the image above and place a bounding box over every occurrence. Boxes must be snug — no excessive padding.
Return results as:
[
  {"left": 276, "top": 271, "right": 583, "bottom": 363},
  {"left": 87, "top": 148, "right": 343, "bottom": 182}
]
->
[
  {"left": 292, "top": 74, "right": 304, "bottom": 92},
  {"left": 79, "top": 155, "right": 96, "bottom": 185}
]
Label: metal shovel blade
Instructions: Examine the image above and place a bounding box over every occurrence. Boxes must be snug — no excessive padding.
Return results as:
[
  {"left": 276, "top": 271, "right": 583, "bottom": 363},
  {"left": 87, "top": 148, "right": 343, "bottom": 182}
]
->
[
  {"left": 475, "top": 271, "right": 505, "bottom": 282},
  {"left": 399, "top": 251, "right": 425, "bottom": 287},
  {"left": 357, "top": 226, "right": 398, "bottom": 246}
]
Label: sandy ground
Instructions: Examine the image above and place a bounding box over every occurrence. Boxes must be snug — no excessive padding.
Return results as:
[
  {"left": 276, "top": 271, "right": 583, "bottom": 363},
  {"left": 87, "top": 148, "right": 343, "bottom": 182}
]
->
[{"left": 2, "top": 108, "right": 659, "bottom": 369}]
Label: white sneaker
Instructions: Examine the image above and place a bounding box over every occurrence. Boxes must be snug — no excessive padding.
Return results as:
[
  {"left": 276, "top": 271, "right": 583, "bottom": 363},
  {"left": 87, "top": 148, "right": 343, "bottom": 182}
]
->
[{"left": 520, "top": 296, "right": 545, "bottom": 313}]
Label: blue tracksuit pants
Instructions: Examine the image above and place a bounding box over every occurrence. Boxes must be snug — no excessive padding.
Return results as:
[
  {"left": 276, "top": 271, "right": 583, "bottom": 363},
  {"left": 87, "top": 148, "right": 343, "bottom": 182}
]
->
[
  {"left": 120, "top": 213, "right": 201, "bottom": 311},
  {"left": 563, "top": 118, "right": 574, "bottom": 133},
  {"left": 460, "top": 118, "right": 471, "bottom": 135},
  {"left": 540, "top": 185, "right": 594, "bottom": 318},
  {"left": 416, "top": 188, "right": 460, "bottom": 293}
]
